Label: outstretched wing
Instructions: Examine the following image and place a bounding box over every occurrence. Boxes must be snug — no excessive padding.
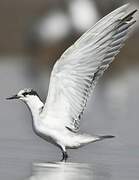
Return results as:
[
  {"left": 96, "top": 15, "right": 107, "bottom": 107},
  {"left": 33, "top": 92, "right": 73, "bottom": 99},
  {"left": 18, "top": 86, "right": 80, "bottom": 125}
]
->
[{"left": 41, "top": 4, "right": 137, "bottom": 131}]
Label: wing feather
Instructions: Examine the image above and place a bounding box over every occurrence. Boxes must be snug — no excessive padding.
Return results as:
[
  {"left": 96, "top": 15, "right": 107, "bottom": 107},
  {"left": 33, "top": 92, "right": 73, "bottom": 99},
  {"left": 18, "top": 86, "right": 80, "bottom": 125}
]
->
[{"left": 42, "top": 4, "right": 137, "bottom": 131}]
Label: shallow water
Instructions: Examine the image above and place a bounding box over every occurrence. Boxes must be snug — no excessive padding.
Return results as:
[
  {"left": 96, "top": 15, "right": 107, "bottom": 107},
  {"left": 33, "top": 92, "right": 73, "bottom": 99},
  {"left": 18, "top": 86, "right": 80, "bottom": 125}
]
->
[
  {"left": 27, "top": 159, "right": 139, "bottom": 180},
  {"left": 29, "top": 162, "right": 94, "bottom": 180}
]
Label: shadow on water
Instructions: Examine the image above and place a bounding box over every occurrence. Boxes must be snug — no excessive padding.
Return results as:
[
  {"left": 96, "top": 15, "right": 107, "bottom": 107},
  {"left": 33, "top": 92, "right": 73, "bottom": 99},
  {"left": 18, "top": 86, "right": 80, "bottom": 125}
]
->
[{"left": 27, "top": 162, "right": 111, "bottom": 180}]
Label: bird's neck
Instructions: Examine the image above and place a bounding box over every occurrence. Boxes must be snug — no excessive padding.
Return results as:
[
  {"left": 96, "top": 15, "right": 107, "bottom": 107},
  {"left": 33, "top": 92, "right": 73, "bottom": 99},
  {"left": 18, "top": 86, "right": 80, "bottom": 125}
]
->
[{"left": 25, "top": 96, "right": 44, "bottom": 121}]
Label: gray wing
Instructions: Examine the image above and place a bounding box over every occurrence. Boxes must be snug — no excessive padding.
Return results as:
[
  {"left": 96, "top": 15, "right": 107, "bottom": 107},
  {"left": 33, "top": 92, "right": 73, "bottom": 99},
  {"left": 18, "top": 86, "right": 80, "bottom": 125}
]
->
[{"left": 42, "top": 4, "right": 137, "bottom": 131}]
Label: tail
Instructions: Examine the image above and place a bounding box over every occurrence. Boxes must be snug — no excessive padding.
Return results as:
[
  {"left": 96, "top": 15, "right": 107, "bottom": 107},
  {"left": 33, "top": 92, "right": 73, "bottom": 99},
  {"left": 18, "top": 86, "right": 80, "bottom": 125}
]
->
[
  {"left": 76, "top": 134, "right": 115, "bottom": 148},
  {"left": 98, "top": 135, "right": 115, "bottom": 141}
]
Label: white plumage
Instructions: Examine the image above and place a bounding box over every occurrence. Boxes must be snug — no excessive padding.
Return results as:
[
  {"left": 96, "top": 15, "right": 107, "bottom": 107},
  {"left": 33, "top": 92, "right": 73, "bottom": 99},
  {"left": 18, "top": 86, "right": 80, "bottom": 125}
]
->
[
  {"left": 7, "top": 4, "right": 137, "bottom": 161},
  {"left": 42, "top": 4, "right": 136, "bottom": 132}
]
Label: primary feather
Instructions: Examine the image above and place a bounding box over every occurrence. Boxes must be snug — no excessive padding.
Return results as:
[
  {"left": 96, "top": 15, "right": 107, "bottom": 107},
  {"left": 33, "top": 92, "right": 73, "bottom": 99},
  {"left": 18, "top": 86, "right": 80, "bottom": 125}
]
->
[{"left": 41, "top": 4, "right": 136, "bottom": 132}]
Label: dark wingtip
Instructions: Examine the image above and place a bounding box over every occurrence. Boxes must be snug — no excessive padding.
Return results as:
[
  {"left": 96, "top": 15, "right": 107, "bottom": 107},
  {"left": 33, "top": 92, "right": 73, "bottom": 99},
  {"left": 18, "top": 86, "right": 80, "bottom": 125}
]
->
[
  {"left": 122, "top": 9, "right": 138, "bottom": 22},
  {"left": 130, "top": 9, "right": 138, "bottom": 16}
]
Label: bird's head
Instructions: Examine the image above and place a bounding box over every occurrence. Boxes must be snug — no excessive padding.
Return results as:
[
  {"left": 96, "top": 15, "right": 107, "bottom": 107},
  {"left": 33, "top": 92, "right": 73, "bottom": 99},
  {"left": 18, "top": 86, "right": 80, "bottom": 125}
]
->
[
  {"left": 6, "top": 88, "right": 44, "bottom": 113},
  {"left": 6, "top": 88, "right": 39, "bottom": 101}
]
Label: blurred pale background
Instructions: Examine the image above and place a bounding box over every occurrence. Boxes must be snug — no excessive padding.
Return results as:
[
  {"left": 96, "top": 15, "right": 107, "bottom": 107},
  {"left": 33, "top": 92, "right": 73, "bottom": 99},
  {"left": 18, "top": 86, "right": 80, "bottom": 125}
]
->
[{"left": 0, "top": 0, "right": 139, "bottom": 180}]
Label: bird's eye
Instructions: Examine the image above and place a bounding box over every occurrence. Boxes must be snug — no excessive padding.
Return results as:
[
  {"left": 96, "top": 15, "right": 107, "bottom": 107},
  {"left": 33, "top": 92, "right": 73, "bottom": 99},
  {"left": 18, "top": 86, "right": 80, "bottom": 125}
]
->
[{"left": 22, "top": 92, "right": 28, "bottom": 96}]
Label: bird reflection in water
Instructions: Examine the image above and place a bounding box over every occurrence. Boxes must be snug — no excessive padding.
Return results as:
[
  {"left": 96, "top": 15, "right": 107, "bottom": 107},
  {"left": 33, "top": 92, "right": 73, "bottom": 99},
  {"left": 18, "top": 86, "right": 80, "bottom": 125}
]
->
[{"left": 28, "top": 162, "right": 111, "bottom": 180}]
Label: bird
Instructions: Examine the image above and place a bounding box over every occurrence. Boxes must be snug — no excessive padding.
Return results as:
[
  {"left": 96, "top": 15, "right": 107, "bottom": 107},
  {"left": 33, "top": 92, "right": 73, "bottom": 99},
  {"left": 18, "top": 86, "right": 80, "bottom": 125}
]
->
[{"left": 7, "top": 4, "right": 137, "bottom": 161}]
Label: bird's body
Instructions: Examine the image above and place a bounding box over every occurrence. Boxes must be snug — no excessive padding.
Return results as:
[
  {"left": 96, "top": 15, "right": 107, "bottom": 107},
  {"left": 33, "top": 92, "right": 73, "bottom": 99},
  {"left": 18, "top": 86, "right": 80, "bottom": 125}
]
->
[
  {"left": 7, "top": 4, "right": 137, "bottom": 161},
  {"left": 25, "top": 93, "right": 113, "bottom": 160},
  {"left": 34, "top": 118, "right": 99, "bottom": 150}
]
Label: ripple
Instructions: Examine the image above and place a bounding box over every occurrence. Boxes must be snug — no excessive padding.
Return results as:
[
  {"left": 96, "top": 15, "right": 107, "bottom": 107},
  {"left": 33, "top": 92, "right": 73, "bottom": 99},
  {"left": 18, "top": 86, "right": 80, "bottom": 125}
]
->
[{"left": 27, "top": 162, "right": 111, "bottom": 180}]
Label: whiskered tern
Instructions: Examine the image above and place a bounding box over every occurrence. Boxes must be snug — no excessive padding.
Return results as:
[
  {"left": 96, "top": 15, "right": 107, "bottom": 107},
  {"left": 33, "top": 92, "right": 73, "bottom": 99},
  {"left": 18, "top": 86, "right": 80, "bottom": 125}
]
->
[{"left": 7, "top": 4, "right": 137, "bottom": 161}]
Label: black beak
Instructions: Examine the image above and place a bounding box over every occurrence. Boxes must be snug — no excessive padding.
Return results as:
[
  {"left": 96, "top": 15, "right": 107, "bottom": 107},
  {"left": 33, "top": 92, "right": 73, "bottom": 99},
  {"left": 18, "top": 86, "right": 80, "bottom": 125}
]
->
[{"left": 6, "top": 94, "right": 19, "bottom": 100}]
